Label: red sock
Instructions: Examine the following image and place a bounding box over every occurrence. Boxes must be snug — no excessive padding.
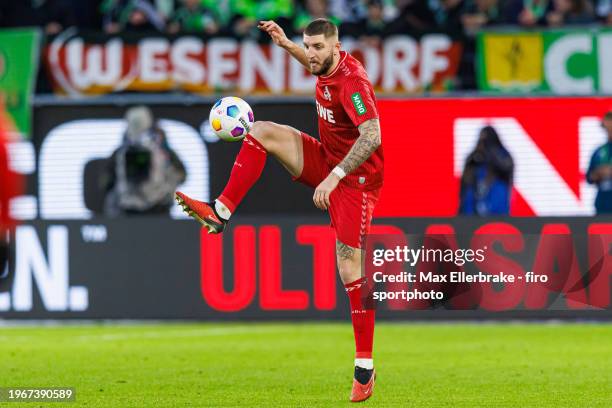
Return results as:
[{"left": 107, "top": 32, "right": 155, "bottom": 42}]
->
[
  {"left": 217, "top": 134, "right": 267, "bottom": 212},
  {"left": 345, "top": 277, "right": 375, "bottom": 359}
]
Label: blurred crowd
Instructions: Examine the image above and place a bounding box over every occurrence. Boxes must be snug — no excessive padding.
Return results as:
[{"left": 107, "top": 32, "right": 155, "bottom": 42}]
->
[{"left": 0, "top": 0, "right": 610, "bottom": 39}]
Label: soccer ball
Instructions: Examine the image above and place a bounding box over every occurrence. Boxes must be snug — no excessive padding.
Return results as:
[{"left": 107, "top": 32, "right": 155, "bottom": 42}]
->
[{"left": 209, "top": 97, "right": 255, "bottom": 142}]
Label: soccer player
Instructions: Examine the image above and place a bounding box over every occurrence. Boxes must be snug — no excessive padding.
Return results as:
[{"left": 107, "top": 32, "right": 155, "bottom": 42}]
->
[
  {"left": 0, "top": 109, "right": 21, "bottom": 278},
  {"left": 586, "top": 111, "right": 612, "bottom": 214},
  {"left": 176, "top": 18, "right": 383, "bottom": 402}
]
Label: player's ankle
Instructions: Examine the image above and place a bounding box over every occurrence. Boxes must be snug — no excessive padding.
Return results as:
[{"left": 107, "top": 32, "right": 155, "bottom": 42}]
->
[
  {"left": 214, "top": 199, "right": 232, "bottom": 221},
  {"left": 355, "top": 358, "right": 373, "bottom": 370}
]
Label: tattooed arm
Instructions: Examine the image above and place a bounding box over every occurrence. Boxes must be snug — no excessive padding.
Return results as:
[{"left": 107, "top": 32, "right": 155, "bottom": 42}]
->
[
  {"left": 312, "top": 118, "right": 381, "bottom": 211},
  {"left": 337, "top": 118, "right": 381, "bottom": 175},
  {"left": 336, "top": 240, "right": 356, "bottom": 260}
]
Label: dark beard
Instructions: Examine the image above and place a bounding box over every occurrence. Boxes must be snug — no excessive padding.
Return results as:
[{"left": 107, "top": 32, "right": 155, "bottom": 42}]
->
[{"left": 312, "top": 52, "right": 335, "bottom": 76}]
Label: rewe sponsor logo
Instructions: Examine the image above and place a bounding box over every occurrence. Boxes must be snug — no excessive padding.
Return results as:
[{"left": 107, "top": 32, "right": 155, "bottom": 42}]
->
[{"left": 316, "top": 100, "right": 336, "bottom": 124}]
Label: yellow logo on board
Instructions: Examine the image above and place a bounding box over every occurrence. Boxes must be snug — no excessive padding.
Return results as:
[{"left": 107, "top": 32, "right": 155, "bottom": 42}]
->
[{"left": 484, "top": 34, "right": 543, "bottom": 90}]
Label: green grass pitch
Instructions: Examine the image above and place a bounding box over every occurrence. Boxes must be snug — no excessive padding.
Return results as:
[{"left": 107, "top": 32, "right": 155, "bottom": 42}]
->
[{"left": 1, "top": 322, "right": 611, "bottom": 407}]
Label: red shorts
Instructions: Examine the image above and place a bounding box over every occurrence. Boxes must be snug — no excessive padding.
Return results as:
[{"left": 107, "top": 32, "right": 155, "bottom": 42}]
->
[{"left": 293, "top": 132, "right": 381, "bottom": 248}]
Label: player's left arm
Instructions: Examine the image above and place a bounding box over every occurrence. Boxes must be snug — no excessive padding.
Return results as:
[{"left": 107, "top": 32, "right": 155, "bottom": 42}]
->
[{"left": 337, "top": 118, "right": 381, "bottom": 174}]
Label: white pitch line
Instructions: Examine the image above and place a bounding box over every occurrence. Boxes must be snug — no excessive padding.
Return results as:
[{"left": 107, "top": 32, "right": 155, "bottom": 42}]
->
[
  {"left": 74, "top": 326, "right": 284, "bottom": 341},
  {"left": 0, "top": 327, "right": 284, "bottom": 343}
]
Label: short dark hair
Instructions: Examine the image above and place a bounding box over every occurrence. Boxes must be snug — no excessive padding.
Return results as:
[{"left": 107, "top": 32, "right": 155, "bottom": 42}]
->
[
  {"left": 604, "top": 111, "right": 612, "bottom": 121},
  {"left": 304, "top": 18, "right": 338, "bottom": 38}
]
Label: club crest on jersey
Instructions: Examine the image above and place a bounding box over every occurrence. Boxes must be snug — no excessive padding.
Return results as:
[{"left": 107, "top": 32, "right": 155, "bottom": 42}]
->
[{"left": 323, "top": 86, "right": 332, "bottom": 101}]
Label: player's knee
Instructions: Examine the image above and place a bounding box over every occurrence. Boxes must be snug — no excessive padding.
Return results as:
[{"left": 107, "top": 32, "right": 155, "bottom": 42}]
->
[
  {"left": 249, "top": 121, "right": 274, "bottom": 144},
  {"left": 337, "top": 260, "right": 361, "bottom": 285}
]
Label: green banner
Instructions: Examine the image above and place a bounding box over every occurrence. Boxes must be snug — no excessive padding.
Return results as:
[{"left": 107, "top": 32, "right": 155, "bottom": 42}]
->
[
  {"left": 0, "top": 28, "right": 40, "bottom": 137},
  {"left": 477, "top": 28, "right": 612, "bottom": 94}
]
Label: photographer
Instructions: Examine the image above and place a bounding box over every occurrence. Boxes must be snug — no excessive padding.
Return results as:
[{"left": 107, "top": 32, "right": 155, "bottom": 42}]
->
[
  {"left": 103, "top": 106, "right": 186, "bottom": 217},
  {"left": 586, "top": 111, "right": 612, "bottom": 214},
  {"left": 459, "top": 125, "right": 514, "bottom": 215}
]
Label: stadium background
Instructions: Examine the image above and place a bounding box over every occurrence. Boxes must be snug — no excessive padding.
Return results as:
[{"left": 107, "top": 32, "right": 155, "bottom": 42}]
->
[{"left": 0, "top": 1, "right": 611, "bottom": 406}]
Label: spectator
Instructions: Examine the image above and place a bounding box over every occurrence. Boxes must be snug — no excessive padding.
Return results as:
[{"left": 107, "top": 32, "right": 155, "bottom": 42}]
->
[
  {"left": 101, "top": 0, "right": 166, "bottom": 33},
  {"left": 387, "top": 0, "right": 437, "bottom": 33},
  {"left": 459, "top": 126, "right": 514, "bottom": 216},
  {"left": 329, "top": 0, "right": 368, "bottom": 23},
  {"left": 505, "top": 0, "right": 552, "bottom": 26},
  {"left": 101, "top": 0, "right": 126, "bottom": 33},
  {"left": 294, "top": 0, "right": 340, "bottom": 33},
  {"left": 45, "top": 0, "right": 82, "bottom": 34},
  {"left": 103, "top": 106, "right": 186, "bottom": 217},
  {"left": 253, "top": 0, "right": 294, "bottom": 21},
  {"left": 380, "top": 0, "right": 401, "bottom": 20},
  {"left": 201, "top": 0, "right": 237, "bottom": 33},
  {"left": 343, "top": 0, "right": 389, "bottom": 45},
  {"left": 428, "top": 0, "right": 465, "bottom": 31},
  {"left": 586, "top": 111, "right": 612, "bottom": 214},
  {"left": 596, "top": 0, "right": 612, "bottom": 24},
  {"left": 69, "top": 0, "right": 105, "bottom": 30},
  {"left": 546, "top": 0, "right": 595, "bottom": 25},
  {"left": 381, "top": 0, "right": 454, "bottom": 34},
  {"left": 168, "top": 0, "right": 218, "bottom": 34},
  {"left": 155, "top": 0, "right": 175, "bottom": 21},
  {"left": 232, "top": 0, "right": 294, "bottom": 38},
  {"left": 330, "top": 0, "right": 396, "bottom": 24},
  {"left": 168, "top": 0, "right": 237, "bottom": 35},
  {"left": 363, "top": 0, "right": 387, "bottom": 35},
  {"left": 462, "top": 0, "right": 505, "bottom": 34}
]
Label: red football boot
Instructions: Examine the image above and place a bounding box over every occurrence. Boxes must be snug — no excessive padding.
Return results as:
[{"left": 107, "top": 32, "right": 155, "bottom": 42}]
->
[
  {"left": 350, "top": 368, "right": 376, "bottom": 402},
  {"left": 175, "top": 191, "right": 227, "bottom": 233}
]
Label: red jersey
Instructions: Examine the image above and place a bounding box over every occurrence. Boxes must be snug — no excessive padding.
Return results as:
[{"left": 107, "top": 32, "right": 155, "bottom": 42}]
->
[
  {"left": 0, "top": 112, "right": 18, "bottom": 231},
  {"left": 315, "top": 50, "right": 383, "bottom": 190}
]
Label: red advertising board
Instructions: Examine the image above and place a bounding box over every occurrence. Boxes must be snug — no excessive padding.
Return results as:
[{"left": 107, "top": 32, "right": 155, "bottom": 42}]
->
[
  {"left": 2, "top": 218, "right": 611, "bottom": 319},
  {"left": 376, "top": 97, "right": 612, "bottom": 217}
]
